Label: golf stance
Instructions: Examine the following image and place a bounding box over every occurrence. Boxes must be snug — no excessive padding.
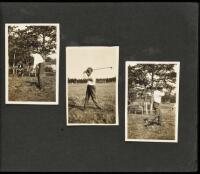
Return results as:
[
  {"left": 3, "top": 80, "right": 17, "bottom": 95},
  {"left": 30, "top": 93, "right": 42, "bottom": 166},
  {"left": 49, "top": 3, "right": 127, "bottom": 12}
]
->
[
  {"left": 31, "top": 53, "right": 45, "bottom": 89},
  {"left": 83, "top": 67, "right": 102, "bottom": 110},
  {"left": 153, "top": 87, "right": 165, "bottom": 125}
]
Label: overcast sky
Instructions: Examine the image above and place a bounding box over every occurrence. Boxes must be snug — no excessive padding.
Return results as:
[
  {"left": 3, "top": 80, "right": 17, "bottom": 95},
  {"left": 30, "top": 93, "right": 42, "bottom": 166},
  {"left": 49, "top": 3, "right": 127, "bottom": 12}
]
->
[{"left": 66, "top": 47, "right": 118, "bottom": 79}]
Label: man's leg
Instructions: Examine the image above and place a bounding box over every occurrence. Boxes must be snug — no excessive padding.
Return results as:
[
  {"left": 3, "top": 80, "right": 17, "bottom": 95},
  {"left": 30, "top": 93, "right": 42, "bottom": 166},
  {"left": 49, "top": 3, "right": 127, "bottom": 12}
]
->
[
  {"left": 90, "top": 86, "right": 102, "bottom": 110},
  {"left": 84, "top": 86, "right": 90, "bottom": 109},
  {"left": 36, "top": 64, "right": 41, "bottom": 88},
  {"left": 156, "top": 107, "right": 161, "bottom": 125},
  {"left": 155, "top": 103, "right": 161, "bottom": 125},
  {"left": 37, "top": 63, "right": 45, "bottom": 89}
]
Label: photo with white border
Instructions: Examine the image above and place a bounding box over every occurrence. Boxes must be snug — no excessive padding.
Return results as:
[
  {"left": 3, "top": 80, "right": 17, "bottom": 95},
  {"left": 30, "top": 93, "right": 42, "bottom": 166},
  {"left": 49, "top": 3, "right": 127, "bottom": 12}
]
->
[
  {"left": 66, "top": 46, "right": 119, "bottom": 126},
  {"left": 5, "top": 23, "right": 60, "bottom": 105},
  {"left": 125, "top": 61, "right": 180, "bottom": 142}
]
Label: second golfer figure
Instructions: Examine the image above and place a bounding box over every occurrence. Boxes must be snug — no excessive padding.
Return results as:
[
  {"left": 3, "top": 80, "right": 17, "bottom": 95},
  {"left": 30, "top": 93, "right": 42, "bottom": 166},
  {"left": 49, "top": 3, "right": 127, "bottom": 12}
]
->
[{"left": 83, "top": 67, "right": 102, "bottom": 110}]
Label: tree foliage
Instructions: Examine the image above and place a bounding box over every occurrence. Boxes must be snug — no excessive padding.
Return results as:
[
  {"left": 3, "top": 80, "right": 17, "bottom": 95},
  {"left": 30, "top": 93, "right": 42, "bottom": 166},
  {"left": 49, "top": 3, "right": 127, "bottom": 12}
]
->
[
  {"left": 128, "top": 64, "right": 177, "bottom": 95},
  {"left": 8, "top": 25, "right": 57, "bottom": 67}
]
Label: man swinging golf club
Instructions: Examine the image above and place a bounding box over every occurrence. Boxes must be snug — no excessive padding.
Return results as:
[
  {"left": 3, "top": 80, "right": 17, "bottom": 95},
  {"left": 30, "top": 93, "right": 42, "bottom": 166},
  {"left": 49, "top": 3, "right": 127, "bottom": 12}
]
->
[
  {"left": 31, "top": 53, "right": 45, "bottom": 89},
  {"left": 83, "top": 67, "right": 102, "bottom": 110},
  {"left": 144, "top": 86, "right": 165, "bottom": 127},
  {"left": 152, "top": 86, "right": 165, "bottom": 125}
]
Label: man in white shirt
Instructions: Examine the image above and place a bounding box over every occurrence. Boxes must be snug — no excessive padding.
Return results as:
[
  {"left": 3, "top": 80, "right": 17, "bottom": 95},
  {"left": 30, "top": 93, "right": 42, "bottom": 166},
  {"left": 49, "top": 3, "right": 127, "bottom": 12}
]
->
[
  {"left": 31, "top": 53, "right": 45, "bottom": 89},
  {"left": 31, "top": 53, "right": 44, "bottom": 69},
  {"left": 153, "top": 87, "right": 165, "bottom": 125},
  {"left": 83, "top": 67, "right": 102, "bottom": 110}
]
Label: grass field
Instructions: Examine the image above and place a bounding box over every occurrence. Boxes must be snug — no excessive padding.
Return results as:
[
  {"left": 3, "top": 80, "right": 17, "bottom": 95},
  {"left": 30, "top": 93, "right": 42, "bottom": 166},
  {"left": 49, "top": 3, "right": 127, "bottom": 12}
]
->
[
  {"left": 8, "top": 75, "right": 56, "bottom": 102},
  {"left": 127, "top": 103, "right": 176, "bottom": 140},
  {"left": 67, "top": 83, "right": 116, "bottom": 124}
]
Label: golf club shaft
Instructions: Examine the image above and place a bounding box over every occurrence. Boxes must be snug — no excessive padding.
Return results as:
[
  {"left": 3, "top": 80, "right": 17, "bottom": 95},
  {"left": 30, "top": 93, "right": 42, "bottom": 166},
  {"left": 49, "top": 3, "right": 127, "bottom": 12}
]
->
[{"left": 93, "top": 67, "right": 112, "bottom": 71}]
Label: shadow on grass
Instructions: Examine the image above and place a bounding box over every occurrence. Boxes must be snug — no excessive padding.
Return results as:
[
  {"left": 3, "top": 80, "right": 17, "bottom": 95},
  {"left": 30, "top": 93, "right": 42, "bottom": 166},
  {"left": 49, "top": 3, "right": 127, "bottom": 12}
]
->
[
  {"left": 25, "top": 81, "right": 40, "bottom": 89},
  {"left": 69, "top": 104, "right": 101, "bottom": 111},
  {"left": 69, "top": 104, "right": 84, "bottom": 111}
]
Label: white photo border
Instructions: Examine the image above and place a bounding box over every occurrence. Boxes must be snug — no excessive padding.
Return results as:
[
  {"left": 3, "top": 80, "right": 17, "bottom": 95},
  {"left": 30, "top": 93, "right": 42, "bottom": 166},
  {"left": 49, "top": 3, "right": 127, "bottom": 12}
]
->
[
  {"left": 66, "top": 46, "right": 119, "bottom": 126},
  {"left": 125, "top": 61, "right": 180, "bottom": 142},
  {"left": 5, "top": 23, "right": 60, "bottom": 105}
]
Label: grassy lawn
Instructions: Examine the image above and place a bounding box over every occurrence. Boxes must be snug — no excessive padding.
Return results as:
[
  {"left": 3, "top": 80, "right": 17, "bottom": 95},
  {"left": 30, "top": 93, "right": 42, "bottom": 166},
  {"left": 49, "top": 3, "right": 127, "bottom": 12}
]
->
[
  {"left": 67, "top": 83, "right": 116, "bottom": 124},
  {"left": 128, "top": 103, "right": 176, "bottom": 140},
  {"left": 8, "top": 75, "right": 56, "bottom": 102}
]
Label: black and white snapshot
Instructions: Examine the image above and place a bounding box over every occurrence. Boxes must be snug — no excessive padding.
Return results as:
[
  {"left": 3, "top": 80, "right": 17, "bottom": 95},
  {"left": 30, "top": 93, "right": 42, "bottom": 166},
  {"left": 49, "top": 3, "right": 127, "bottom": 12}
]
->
[
  {"left": 66, "top": 47, "right": 119, "bottom": 125},
  {"left": 5, "top": 24, "right": 59, "bottom": 104},
  {"left": 125, "top": 61, "right": 180, "bottom": 142}
]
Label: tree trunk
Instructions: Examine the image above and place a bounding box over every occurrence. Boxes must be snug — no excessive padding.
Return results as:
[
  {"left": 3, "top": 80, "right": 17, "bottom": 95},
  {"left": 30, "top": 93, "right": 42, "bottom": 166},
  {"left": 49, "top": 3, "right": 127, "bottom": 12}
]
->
[
  {"left": 150, "top": 69, "right": 154, "bottom": 114},
  {"left": 42, "top": 33, "right": 46, "bottom": 60},
  {"left": 13, "top": 52, "right": 16, "bottom": 75}
]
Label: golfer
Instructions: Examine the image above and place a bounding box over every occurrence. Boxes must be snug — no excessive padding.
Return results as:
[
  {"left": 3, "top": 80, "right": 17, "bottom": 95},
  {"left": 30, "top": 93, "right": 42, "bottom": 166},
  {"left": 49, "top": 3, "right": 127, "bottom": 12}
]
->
[
  {"left": 36, "top": 62, "right": 45, "bottom": 89},
  {"left": 153, "top": 87, "right": 165, "bottom": 125},
  {"left": 31, "top": 53, "right": 45, "bottom": 89},
  {"left": 83, "top": 67, "right": 102, "bottom": 110}
]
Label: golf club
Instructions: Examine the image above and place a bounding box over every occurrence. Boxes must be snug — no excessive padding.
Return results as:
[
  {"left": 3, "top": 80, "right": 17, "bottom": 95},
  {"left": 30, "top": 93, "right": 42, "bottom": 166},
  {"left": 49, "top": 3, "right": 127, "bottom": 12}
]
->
[{"left": 93, "top": 66, "right": 112, "bottom": 71}]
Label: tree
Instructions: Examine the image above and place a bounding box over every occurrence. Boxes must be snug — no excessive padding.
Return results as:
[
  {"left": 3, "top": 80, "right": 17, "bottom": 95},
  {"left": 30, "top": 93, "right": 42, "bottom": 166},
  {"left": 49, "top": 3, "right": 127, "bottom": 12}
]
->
[
  {"left": 8, "top": 25, "right": 57, "bottom": 74},
  {"left": 128, "top": 64, "right": 176, "bottom": 93},
  {"left": 128, "top": 64, "right": 177, "bottom": 112},
  {"left": 25, "top": 26, "right": 57, "bottom": 59},
  {"left": 8, "top": 26, "right": 23, "bottom": 74}
]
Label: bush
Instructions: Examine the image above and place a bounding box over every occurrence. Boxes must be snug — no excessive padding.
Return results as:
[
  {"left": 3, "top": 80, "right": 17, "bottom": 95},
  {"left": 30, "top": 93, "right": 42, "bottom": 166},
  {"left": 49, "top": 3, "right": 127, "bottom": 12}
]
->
[{"left": 45, "top": 66, "right": 53, "bottom": 72}]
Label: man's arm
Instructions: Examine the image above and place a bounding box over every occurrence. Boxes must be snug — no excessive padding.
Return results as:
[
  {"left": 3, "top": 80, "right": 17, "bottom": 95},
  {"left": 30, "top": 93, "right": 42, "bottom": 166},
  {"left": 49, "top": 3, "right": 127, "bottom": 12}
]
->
[
  {"left": 88, "top": 77, "right": 94, "bottom": 82},
  {"left": 160, "top": 91, "right": 165, "bottom": 96}
]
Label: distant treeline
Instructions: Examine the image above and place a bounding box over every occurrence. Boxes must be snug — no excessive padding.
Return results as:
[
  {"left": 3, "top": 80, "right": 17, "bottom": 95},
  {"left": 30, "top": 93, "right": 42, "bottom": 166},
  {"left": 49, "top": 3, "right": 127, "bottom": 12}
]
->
[
  {"left": 128, "top": 89, "right": 176, "bottom": 103},
  {"left": 68, "top": 77, "right": 116, "bottom": 83}
]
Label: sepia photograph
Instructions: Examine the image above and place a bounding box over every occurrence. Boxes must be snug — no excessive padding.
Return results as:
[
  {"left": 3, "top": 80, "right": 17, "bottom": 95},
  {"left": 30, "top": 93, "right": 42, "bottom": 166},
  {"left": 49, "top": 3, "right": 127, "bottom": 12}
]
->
[
  {"left": 66, "top": 46, "right": 119, "bottom": 125},
  {"left": 125, "top": 61, "right": 180, "bottom": 142},
  {"left": 5, "top": 23, "right": 59, "bottom": 104}
]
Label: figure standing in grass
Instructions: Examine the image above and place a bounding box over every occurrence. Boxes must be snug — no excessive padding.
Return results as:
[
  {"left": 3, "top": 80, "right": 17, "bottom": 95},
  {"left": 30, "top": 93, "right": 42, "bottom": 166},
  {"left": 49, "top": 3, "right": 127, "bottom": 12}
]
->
[
  {"left": 152, "top": 87, "right": 165, "bottom": 125},
  {"left": 31, "top": 53, "right": 45, "bottom": 89},
  {"left": 83, "top": 67, "right": 102, "bottom": 110},
  {"left": 16, "top": 61, "right": 24, "bottom": 77}
]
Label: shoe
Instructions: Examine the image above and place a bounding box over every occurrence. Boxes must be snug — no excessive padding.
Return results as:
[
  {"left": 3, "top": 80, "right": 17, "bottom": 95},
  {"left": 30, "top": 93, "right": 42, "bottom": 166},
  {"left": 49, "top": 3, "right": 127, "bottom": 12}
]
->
[{"left": 157, "top": 122, "right": 161, "bottom": 126}]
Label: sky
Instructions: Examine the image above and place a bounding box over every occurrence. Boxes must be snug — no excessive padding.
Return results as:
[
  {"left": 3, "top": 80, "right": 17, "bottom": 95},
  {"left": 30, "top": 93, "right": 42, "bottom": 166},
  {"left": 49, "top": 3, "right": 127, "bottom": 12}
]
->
[{"left": 66, "top": 47, "right": 118, "bottom": 79}]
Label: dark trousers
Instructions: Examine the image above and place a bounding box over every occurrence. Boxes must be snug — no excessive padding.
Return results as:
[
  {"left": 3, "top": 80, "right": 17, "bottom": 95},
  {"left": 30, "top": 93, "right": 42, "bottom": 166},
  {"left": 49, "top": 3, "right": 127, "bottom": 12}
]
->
[
  {"left": 17, "top": 68, "right": 24, "bottom": 77},
  {"left": 153, "top": 102, "right": 161, "bottom": 124},
  {"left": 84, "top": 85, "right": 101, "bottom": 109},
  {"left": 36, "top": 63, "right": 45, "bottom": 89}
]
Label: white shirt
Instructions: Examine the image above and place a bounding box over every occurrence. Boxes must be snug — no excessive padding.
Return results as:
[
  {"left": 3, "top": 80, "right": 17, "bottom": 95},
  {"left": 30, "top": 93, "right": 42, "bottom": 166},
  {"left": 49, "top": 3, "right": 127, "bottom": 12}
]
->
[
  {"left": 84, "top": 73, "right": 96, "bottom": 86},
  {"left": 153, "top": 90, "right": 165, "bottom": 103},
  {"left": 31, "top": 53, "right": 44, "bottom": 69}
]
